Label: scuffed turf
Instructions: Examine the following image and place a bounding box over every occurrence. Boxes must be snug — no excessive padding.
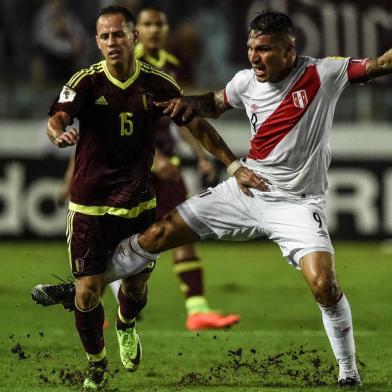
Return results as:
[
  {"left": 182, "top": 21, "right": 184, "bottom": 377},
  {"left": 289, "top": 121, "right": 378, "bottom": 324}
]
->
[{"left": 0, "top": 241, "right": 391, "bottom": 391}]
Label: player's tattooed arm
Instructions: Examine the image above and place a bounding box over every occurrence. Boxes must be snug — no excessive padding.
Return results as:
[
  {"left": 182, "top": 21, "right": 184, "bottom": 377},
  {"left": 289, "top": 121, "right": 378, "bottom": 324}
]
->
[
  {"left": 365, "top": 48, "right": 392, "bottom": 81},
  {"left": 155, "top": 89, "right": 232, "bottom": 121},
  {"left": 186, "top": 117, "right": 269, "bottom": 195},
  {"left": 197, "top": 89, "right": 231, "bottom": 118}
]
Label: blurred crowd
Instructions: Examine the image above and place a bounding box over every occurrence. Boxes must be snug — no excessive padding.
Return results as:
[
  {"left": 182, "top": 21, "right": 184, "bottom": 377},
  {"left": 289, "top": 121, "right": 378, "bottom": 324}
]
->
[
  {"left": 0, "top": 0, "right": 391, "bottom": 121},
  {"left": 0, "top": 0, "right": 239, "bottom": 119}
]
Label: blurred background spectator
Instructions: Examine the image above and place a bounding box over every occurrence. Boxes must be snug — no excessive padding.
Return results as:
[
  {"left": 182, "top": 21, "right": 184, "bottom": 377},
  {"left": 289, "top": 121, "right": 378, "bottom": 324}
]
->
[
  {"left": 30, "top": 0, "right": 88, "bottom": 87},
  {"left": 0, "top": 0, "right": 390, "bottom": 120}
]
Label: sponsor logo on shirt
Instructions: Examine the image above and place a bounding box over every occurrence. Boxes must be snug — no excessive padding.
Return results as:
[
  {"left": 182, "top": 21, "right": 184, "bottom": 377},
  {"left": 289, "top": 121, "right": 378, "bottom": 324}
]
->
[
  {"left": 292, "top": 90, "right": 308, "bottom": 109},
  {"left": 317, "top": 230, "right": 329, "bottom": 238},
  {"left": 250, "top": 103, "right": 260, "bottom": 113},
  {"left": 58, "top": 86, "right": 76, "bottom": 103},
  {"left": 95, "top": 96, "right": 109, "bottom": 105}
]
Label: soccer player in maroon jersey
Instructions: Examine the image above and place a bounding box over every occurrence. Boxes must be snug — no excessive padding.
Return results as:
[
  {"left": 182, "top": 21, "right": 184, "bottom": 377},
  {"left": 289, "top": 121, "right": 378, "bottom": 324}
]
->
[
  {"left": 133, "top": 5, "right": 240, "bottom": 330},
  {"left": 46, "top": 5, "right": 240, "bottom": 332},
  {"left": 36, "top": 5, "right": 264, "bottom": 390}
]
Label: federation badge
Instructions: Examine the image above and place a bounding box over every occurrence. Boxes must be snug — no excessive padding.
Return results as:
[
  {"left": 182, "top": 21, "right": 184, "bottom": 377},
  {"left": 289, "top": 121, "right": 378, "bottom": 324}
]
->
[
  {"left": 58, "top": 86, "right": 76, "bottom": 103},
  {"left": 292, "top": 90, "right": 308, "bottom": 109}
]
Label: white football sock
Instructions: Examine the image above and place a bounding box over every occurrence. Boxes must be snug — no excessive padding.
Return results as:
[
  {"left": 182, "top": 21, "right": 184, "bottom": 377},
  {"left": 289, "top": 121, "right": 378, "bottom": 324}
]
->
[
  {"left": 318, "top": 294, "right": 358, "bottom": 379},
  {"left": 102, "top": 234, "right": 160, "bottom": 286},
  {"left": 109, "top": 280, "right": 121, "bottom": 302}
]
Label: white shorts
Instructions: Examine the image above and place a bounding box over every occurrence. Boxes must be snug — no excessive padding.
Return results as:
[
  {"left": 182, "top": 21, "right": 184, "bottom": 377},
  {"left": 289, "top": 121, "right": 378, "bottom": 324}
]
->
[{"left": 177, "top": 177, "right": 334, "bottom": 269}]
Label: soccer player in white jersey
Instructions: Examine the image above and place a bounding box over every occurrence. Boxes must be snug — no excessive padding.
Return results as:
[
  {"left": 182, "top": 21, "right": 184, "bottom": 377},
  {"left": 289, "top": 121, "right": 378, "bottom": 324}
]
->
[{"left": 34, "top": 10, "right": 392, "bottom": 387}]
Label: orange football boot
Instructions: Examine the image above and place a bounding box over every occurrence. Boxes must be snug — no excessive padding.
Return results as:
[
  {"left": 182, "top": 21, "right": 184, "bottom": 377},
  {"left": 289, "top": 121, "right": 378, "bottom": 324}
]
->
[{"left": 186, "top": 312, "right": 241, "bottom": 331}]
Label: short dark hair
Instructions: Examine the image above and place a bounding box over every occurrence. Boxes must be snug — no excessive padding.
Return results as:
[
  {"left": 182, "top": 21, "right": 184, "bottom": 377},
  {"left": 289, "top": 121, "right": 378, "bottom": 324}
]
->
[
  {"left": 97, "top": 5, "right": 136, "bottom": 26},
  {"left": 136, "top": 5, "right": 168, "bottom": 23},
  {"left": 249, "top": 11, "right": 295, "bottom": 39}
]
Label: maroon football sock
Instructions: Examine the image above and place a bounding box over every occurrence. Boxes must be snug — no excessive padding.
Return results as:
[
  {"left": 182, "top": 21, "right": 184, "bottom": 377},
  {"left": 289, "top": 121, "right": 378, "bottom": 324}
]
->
[
  {"left": 174, "top": 258, "right": 204, "bottom": 298},
  {"left": 74, "top": 301, "right": 105, "bottom": 360},
  {"left": 116, "top": 287, "right": 147, "bottom": 330}
]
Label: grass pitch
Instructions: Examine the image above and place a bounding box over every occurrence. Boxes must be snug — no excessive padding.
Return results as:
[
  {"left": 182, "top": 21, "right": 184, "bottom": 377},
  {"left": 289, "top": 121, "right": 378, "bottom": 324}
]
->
[{"left": 0, "top": 241, "right": 391, "bottom": 391}]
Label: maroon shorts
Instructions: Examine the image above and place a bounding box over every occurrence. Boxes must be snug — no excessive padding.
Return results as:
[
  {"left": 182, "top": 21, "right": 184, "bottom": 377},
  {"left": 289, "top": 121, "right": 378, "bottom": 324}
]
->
[
  {"left": 153, "top": 174, "right": 187, "bottom": 220},
  {"left": 66, "top": 209, "right": 155, "bottom": 277}
]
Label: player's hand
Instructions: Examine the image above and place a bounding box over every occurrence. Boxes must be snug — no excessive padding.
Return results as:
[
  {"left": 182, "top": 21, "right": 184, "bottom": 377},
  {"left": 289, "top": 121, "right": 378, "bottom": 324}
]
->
[
  {"left": 55, "top": 128, "right": 79, "bottom": 148},
  {"left": 57, "top": 183, "right": 70, "bottom": 207},
  {"left": 198, "top": 158, "right": 217, "bottom": 185},
  {"left": 233, "top": 166, "right": 270, "bottom": 196},
  {"left": 153, "top": 155, "right": 181, "bottom": 182},
  {"left": 155, "top": 97, "right": 195, "bottom": 122}
]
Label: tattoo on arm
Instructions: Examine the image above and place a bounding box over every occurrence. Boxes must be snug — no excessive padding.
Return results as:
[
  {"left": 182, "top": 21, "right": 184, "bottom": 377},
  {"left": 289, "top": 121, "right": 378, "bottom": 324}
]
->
[
  {"left": 366, "top": 48, "right": 392, "bottom": 80},
  {"left": 193, "top": 90, "right": 231, "bottom": 119},
  {"left": 214, "top": 90, "right": 228, "bottom": 112}
]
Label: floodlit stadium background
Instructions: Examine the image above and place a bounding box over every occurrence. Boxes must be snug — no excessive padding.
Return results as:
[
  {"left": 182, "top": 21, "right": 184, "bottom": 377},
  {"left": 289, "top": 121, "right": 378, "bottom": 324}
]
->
[{"left": 0, "top": 0, "right": 391, "bottom": 241}]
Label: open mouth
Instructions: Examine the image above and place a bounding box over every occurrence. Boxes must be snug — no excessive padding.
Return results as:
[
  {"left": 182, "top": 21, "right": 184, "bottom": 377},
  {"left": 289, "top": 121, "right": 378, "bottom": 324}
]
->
[
  {"left": 108, "top": 50, "right": 121, "bottom": 59},
  {"left": 253, "top": 67, "right": 267, "bottom": 78}
]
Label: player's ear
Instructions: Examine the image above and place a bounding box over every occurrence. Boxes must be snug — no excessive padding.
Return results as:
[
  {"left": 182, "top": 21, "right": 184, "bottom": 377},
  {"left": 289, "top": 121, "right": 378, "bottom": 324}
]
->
[
  {"left": 133, "top": 28, "right": 139, "bottom": 43},
  {"left": 285, "top": 41, "right": 295, "bottom": 59},
  {"left": 96, "top": 35, "right": 101, "bottom": 50}
]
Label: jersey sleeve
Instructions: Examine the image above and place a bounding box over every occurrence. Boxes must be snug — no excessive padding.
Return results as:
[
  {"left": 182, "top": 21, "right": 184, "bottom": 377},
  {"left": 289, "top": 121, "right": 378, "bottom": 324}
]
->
[
  {"left": 346, "top": 58, "right": 368, "bottom": 84},
  {"left": 153, "top": 73, "right": 196, "bottom": 126},
  {"left": 48, "top": 72, "right": 91, "bottom": 118},
  {"left": 224, "top": 70, "right": 247, "bottom": 109},
  {"left": 317, "top": 56, "right": 367, "bottom": 98}
]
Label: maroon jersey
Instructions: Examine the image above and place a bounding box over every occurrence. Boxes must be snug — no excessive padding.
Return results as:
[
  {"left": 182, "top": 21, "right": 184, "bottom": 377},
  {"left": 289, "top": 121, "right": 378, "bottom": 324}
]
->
[
  {"left": 49, "top": 60, "right": 186, "bottom": 217},
  {"left": 135, "top": 46, "right": 181, "bottom": 157}
]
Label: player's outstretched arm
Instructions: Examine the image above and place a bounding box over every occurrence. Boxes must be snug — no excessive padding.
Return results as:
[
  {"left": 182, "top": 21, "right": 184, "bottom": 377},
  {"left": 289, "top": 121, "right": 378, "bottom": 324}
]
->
[
  {"left": 155, "top": 89, "right": 232, "bottom": 121},
  {"left": 47, "top": 111, "right": 79, "bottom": 148},
  {"left": 186, "top": 117, "right": 269, "bottom": 195},
  {"left": 365, "top": 48, "right": 392, "bottom": 81}
]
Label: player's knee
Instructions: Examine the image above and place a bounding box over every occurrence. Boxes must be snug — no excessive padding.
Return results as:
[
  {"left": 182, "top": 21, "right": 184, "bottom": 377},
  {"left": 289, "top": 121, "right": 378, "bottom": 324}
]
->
[
  {"left": 122, "top": 275, "right": 149, "bottom": 300},
  {"left": 75, "top": 282, "right": 101, "bottom": 310},
  {"left": 120, "top": 281, "right": 148, "bottom": 313},
  {"left": 142, "top": 217, "right": 175, "bottom": 251},
  {"left": 310, "top": 275, "right": 341, "bottom": 305}
]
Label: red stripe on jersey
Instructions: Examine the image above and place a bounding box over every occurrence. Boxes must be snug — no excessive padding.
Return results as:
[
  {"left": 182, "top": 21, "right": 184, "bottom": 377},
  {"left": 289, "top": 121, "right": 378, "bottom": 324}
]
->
[
  {"left": 347, "top": 58, "right": 368, "bottom": 84},
  {"left": 248, "top": 65, "right": 321, "bottom": 160}
]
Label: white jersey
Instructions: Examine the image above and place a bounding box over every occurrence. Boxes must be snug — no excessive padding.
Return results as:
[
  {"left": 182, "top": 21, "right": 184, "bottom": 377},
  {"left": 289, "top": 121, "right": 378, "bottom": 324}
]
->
[{"left": 225, "top": 55, "right": 366, "bottom": 197}]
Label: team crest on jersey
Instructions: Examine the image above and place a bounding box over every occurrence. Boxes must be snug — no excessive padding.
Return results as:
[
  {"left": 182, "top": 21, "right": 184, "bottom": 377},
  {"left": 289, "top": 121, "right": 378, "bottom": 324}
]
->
[
  {"left": 58, "top": 86, "right": 76, "bottom": 103},
  {"left": 292, "top": 90, "right": 308, "bottom": 109}
]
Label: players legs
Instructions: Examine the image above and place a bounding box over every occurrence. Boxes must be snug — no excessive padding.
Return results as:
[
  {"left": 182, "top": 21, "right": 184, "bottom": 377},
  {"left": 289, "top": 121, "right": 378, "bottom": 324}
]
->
[
  {"left": 300, "top": 251, "right": 361, "bottom": 386},
  {"left": 69, "top": 211, "right": 155, "bottom": 388},
  {"left": 152, "top": 172, "right": 239, "bottom": 330},
  {"left": 73, "top": 273, "right": 108, "bottom": 389},
  {"left": 115, "top": 271, "right": 151, "bottom": 371},
  {"left": 173, "top": 244, "right": 240, "bottom": 330}
]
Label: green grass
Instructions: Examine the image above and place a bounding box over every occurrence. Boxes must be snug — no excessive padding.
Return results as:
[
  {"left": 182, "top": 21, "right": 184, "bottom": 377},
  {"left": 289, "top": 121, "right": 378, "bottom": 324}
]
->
[{"left": 0, "top": 241, "right": 391, "bottom": 391}]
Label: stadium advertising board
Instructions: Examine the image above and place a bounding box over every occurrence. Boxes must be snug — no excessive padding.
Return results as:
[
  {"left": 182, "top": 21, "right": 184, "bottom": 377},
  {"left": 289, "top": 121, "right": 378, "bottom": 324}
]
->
[{"left": 0, "top": 157, "right": 391, "bottom": 240}]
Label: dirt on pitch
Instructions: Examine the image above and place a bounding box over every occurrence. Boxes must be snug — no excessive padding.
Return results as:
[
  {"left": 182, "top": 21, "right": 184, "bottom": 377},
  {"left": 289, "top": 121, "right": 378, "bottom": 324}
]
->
[{"left": 174, "top": 344, "right": 364, "bottom": 389}]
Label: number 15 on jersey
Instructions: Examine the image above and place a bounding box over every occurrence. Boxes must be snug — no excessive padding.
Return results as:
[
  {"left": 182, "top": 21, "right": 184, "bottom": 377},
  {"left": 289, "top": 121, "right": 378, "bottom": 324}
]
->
[{"left": 119, "top": 112, "right": 133, "bottom": 136}]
